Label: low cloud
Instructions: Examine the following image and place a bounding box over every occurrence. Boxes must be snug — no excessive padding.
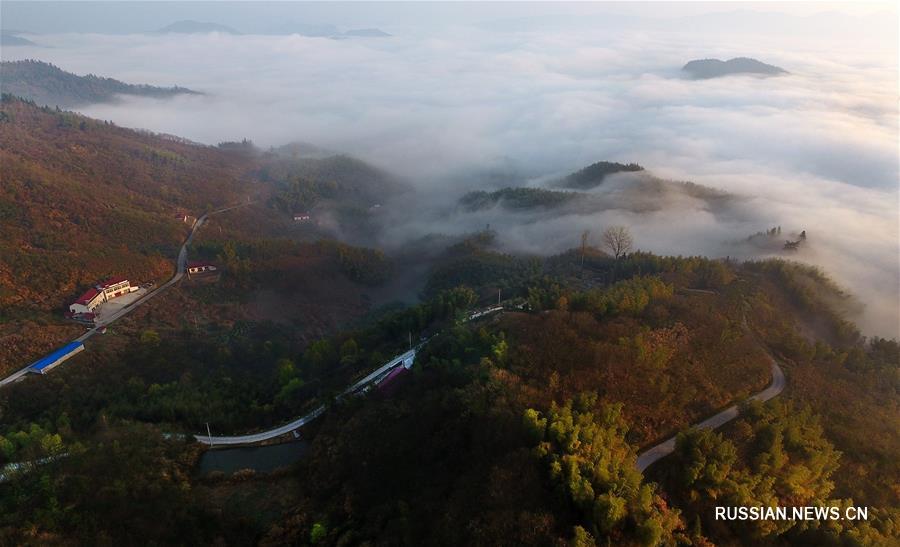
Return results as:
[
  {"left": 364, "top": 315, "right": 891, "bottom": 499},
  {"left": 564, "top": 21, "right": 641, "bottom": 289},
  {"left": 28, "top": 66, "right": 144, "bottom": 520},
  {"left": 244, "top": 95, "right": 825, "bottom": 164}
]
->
[{"left": 2, "top": 18, "right": 897, "bottom": 336}]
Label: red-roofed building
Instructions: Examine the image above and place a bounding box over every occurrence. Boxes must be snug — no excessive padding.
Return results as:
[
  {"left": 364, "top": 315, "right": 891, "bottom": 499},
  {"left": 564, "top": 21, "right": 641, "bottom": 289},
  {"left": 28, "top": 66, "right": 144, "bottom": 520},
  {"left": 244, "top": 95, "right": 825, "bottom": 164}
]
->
[
  {"left": 98, "top": 276, "right": 127, "bottom": 288},
  {"left": 68, "top": 277, "right": 136, "bottom": 315},
  {"left": 69, "top": 288, "right": 104, "bottom": 314}
]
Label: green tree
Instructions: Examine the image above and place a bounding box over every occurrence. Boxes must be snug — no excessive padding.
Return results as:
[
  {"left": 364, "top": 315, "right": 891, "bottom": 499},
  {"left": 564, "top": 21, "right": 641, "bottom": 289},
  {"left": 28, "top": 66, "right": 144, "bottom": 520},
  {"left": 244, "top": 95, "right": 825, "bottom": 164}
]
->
[
  {"left": 526, "top": 395, "right": 684, "bottom": 542},
  {"left": 140, "top": 329, "right": 160, "bottom": 345},
  {"left": 340, "top": 339, "right": 360, "bottom": 366},
  {"left": 275, "top": 358, "right": 298, "bottom": 386},
  {"left": 310, "top": 522, "right": 328, "bottom": 544}
]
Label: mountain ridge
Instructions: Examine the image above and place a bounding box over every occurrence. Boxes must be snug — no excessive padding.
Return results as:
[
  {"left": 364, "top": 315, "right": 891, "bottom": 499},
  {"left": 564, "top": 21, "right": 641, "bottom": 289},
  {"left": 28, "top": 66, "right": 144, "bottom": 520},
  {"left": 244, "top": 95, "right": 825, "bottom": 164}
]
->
[{"left": 0, "top": 59, "right": 200, "bottom": 108}]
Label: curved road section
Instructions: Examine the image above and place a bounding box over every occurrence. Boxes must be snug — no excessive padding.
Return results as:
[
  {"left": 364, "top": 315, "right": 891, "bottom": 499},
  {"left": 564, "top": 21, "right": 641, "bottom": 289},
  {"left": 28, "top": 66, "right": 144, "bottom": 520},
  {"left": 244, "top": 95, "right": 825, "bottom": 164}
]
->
[
  {"left": 195, "top": 348, "right": 419, "bottom": 446},
  {"left": 636, "top": 358, "right": 785, "bottom": 471},
  {"left": 0, "top": 203, "right": 248, "bottom": 388}
]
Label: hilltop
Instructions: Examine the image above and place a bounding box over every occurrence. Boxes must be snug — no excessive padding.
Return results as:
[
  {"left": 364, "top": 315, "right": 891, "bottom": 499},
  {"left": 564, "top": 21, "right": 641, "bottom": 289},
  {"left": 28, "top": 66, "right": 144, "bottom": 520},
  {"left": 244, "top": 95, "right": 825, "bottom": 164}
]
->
[
  {"left": 682, "top": 57, "right": 788, "bottom": 79},
  {"left": 0, "top": 60, "right": 200, "bottom": 108},
  {"left": 554, "top": 160, "right": 644, "bottom": 189},
  {"left": 458, "top": 167, "right": 736, "bottom": 218}
]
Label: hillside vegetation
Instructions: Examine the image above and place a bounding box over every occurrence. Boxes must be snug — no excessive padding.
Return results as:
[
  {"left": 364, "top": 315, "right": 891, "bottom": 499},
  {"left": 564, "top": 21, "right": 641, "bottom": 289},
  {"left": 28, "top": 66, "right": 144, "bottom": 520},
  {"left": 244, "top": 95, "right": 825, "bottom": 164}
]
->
[
  {"left": 459, "top": 187, "right": 577, "bottom": 212},
  {"left": 0, "top": 95, "right": 253, "bottom": 373},
  {"left": 0, "top": 223, "right": 896, "bottom": 545},
  {"left": 262, "top": 249, "right": 898, "bottom": 546}
]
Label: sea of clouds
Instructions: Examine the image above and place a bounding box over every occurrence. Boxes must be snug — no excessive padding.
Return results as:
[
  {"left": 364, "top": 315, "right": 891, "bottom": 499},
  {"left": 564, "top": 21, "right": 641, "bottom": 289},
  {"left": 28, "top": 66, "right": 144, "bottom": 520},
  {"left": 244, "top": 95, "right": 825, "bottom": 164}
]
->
[{"left": 3, "top": 18, "right": 897, "bottom": 336}]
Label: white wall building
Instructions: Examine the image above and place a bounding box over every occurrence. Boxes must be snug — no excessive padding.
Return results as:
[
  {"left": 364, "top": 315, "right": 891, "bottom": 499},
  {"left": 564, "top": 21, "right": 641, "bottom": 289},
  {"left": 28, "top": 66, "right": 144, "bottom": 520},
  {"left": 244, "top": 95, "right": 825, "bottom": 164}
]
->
[{"left": 69, "top": 277, "right": 135, "bottom": 315}]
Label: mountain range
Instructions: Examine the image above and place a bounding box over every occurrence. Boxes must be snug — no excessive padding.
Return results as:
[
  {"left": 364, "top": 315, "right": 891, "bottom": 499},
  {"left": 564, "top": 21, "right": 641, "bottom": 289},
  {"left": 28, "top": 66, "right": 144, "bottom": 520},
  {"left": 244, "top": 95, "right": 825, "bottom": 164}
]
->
[{"left": 154, "top": 19, "right": 391, "bottom": 38}]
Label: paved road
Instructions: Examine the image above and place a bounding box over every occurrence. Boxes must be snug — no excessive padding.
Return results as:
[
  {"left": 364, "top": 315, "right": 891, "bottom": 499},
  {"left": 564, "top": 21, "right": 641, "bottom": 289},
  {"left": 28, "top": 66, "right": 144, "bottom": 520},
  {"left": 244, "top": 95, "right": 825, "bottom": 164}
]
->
[
  {"left": 195, "top": 348, "right": 419, "bottom": 446},
  {"left": 635, "top": 358, "right": 785, "bottom": 471},
  {"left": 196, "top": 405, "right": 327, "bottom": 446},
  {"left": 0, "top": 203, "right": 248, "bottom": 388}
]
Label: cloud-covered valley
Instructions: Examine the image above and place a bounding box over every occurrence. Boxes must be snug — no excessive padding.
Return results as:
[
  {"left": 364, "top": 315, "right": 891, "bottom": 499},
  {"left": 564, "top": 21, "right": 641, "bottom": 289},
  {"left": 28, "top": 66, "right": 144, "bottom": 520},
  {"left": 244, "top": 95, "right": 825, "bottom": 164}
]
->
[{"left": 3, "top": 16, "right": 897, "bottom": 336}]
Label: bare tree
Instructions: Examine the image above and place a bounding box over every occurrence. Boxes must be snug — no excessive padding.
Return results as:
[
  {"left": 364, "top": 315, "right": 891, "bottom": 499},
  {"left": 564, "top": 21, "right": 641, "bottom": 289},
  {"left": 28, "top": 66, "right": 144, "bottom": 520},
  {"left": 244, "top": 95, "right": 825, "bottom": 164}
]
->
[{"left": 602, "top": 226, "right": 633, "bottom": 259}]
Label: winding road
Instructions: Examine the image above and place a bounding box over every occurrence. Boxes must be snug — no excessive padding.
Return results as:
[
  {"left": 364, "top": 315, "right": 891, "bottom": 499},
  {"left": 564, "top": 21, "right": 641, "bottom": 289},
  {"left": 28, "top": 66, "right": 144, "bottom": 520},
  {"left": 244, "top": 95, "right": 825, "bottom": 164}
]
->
[
  {"left": 196, "top": 348, "right": 419, "bottom": 445},
  {"left": 0, "top": 202, "right": 249, "bottom": 388},
  {"left": 194, "top": 297, "right": 784, "bottom": 462},
  {"left": 636, "top": 356, "right": 785, "bottom": 471}
]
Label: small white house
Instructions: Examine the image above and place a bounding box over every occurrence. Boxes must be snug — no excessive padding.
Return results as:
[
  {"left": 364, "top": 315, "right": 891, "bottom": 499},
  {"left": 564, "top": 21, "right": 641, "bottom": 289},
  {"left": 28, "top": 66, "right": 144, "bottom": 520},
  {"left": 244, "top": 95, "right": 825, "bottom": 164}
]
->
[{"left": 187, "top": 261, "right": 218, "bottom": 275}]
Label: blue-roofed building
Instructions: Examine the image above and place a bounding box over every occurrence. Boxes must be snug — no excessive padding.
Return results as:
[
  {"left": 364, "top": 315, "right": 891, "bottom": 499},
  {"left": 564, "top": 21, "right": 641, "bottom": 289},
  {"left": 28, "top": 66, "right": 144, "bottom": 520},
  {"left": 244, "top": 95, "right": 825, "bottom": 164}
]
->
[{"left": 29, "top": 342, "right": 85, "bottom": 374}]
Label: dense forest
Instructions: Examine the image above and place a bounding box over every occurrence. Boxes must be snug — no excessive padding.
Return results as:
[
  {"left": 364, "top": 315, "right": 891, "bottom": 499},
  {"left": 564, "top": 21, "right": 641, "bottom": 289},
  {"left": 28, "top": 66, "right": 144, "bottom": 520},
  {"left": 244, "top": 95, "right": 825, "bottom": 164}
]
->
[
  {"left": 2, "top": 229, "right": 896, "bottom": 545},
  {"left": 0, "top": 60, "right": 200, "bottom": 108}
]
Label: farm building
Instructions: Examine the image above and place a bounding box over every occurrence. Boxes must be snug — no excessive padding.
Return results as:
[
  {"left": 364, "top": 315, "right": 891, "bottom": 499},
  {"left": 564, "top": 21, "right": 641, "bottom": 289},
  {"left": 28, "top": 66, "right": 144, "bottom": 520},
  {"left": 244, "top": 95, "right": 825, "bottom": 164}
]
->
[
  {"left": 293, "top": 212, "right": 311, "bottom": 222},
  {"left": 187, "top": 261, "right": 218, "bottom": 276},
  {"left": 99, "top": 276, "right": 134, "bottom": 300},
  {"left": 69, "top": 277, "right": 137, "bottom": 314},
  {"left": 29, "top": 342, "right": 84, "bottom": 374},
  {"left": 69, "top": 287, "right": 105, "bottom": 314}
]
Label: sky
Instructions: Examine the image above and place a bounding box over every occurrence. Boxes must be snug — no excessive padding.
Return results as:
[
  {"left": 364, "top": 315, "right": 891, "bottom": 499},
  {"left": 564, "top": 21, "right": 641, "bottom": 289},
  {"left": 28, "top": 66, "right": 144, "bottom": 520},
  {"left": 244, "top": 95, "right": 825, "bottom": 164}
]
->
[{"left": 1, "top": 2, "right": 898, "bottom": 336}]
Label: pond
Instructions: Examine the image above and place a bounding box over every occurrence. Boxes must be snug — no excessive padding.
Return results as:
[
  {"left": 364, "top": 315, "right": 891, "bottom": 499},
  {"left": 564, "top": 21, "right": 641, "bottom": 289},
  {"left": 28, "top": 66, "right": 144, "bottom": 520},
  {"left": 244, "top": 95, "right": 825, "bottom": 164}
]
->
[{"left": 199, "top": 440, "right": 310, "bottom": 475}]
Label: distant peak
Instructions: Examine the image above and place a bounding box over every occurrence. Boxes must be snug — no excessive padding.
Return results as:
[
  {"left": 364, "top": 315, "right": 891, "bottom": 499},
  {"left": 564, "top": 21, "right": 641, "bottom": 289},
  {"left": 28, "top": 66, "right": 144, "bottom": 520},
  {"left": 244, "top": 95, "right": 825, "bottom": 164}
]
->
[
  {"left": 344, "top": 28, "right": 392, "bottom": 38},
  {"left": 682, "top": 57, "right": 787, "bottom": 79},
  {"left": 157, "top": 20, "right": 240, "bottom": 35}
]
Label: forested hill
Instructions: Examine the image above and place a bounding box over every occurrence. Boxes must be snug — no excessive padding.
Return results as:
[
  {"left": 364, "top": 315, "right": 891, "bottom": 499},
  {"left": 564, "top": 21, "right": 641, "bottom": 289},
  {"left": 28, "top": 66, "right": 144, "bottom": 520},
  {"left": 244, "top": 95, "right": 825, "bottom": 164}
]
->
[
  {"left": 555, "top": 160, "right": 644, "bottom": 189},
  {"left": 0, "top": 60, "right": 200, "bottom": 108},
  {"left": 0, "top": 95, "right": 254, "bottom": 316}
]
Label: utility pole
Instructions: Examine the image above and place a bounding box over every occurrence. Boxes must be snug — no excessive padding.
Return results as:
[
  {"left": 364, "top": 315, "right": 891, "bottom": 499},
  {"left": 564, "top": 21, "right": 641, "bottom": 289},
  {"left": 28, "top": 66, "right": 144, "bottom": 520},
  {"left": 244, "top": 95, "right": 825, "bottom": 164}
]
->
[
  {"left": 206, "top": 422, "right": 213, "bottom": 446},
  {"left": 580, "top": 230, "right": 590, "bottom": 276},
  {"left": 498, "top": 288, "right": 501, "bottom": 306}
]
